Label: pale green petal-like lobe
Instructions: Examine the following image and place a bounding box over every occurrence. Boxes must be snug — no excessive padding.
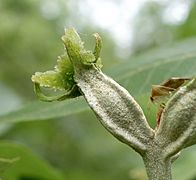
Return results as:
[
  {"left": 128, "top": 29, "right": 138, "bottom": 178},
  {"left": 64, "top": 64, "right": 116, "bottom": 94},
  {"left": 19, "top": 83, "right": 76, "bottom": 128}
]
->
[
  {"left": 55, "top": 55, "right": 73, "bottom": 75},
  {"left": 31, "top": 55, "right": 75, "bottom": 91},
  {"left": 33, "top": 83, "right": 80, "bottom": 102},
  {"left": 31, "top": 71, "right": 66, "bottom": 90},
  {"left": 62, "top": 28, "right": 102, "bottom": 68}
]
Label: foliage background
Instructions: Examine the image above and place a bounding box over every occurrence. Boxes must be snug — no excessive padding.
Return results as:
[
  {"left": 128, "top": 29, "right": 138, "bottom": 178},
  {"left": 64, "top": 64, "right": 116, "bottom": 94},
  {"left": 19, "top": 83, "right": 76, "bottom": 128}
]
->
[{"left": 0, "top": 0, "right": 196, "bottom": 179}]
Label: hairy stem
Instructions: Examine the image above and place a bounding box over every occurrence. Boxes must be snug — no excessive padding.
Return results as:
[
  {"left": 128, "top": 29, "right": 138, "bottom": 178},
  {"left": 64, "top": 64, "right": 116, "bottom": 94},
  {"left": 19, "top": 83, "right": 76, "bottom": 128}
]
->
[
  {"left": 143, "top": 147, "right": 172, "bottom": 180},
  {"left": 74, "top": 66, "right": 154, "bottom": 154}
]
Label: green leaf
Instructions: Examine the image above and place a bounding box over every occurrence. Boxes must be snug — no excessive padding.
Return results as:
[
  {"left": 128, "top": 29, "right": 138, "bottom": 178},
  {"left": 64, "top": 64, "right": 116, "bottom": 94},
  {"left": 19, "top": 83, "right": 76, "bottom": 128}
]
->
[
  {"left": 0, "top": 156, "right": 19, "bottom": 174},
  {"left": 0, "top": 97, "right": 88, "bottom": 123},
  {"left": 0, "top": 141, "right": 64, "bottom": 180},
  {"left": 172, "top": 147, "right": 196, "bottom": 180},
  {"left": 109, "top": 38, "right": 196, "bottom": 96},
  {"left": 0, "top": 37, "right": 196, "bottom": 123}
]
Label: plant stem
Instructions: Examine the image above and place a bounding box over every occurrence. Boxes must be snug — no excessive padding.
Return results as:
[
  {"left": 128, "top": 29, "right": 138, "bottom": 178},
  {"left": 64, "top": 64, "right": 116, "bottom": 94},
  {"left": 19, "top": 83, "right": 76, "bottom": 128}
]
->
[{"left": 143, "top": 147, "right": 172, "bottom": 180}]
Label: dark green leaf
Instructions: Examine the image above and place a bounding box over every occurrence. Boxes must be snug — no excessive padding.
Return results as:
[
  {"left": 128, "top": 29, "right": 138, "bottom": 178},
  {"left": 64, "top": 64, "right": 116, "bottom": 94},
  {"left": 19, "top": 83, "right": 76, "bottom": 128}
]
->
[{"left": 0, "top": 141, "right": 64, "bottom": 180}]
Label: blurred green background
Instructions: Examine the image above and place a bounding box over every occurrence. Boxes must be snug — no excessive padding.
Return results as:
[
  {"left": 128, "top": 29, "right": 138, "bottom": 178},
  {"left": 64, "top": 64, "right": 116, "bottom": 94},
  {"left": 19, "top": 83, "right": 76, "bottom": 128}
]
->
[{"left": 0, "top": 0, "right": 196, "bottom": 179}]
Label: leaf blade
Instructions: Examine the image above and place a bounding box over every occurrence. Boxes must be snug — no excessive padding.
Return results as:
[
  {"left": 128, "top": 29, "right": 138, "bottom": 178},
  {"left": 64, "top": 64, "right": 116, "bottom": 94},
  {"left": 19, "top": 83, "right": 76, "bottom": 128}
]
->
[
  {"left": 0, "top": 97, "right": 88, "bottom": 123},
  {"left": 0, "top": 141, "right": 64, "bottom": 180}
]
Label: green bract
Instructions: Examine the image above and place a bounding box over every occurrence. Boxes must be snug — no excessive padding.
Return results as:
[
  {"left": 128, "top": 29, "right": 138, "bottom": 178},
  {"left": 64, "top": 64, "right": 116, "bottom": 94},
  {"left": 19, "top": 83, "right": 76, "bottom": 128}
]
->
[
  {"left": 32, "top": 55, "right": 74, "bottom": 90},
  {"left": 31, "top": 28, "right": 102, "bottom": 101}
]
